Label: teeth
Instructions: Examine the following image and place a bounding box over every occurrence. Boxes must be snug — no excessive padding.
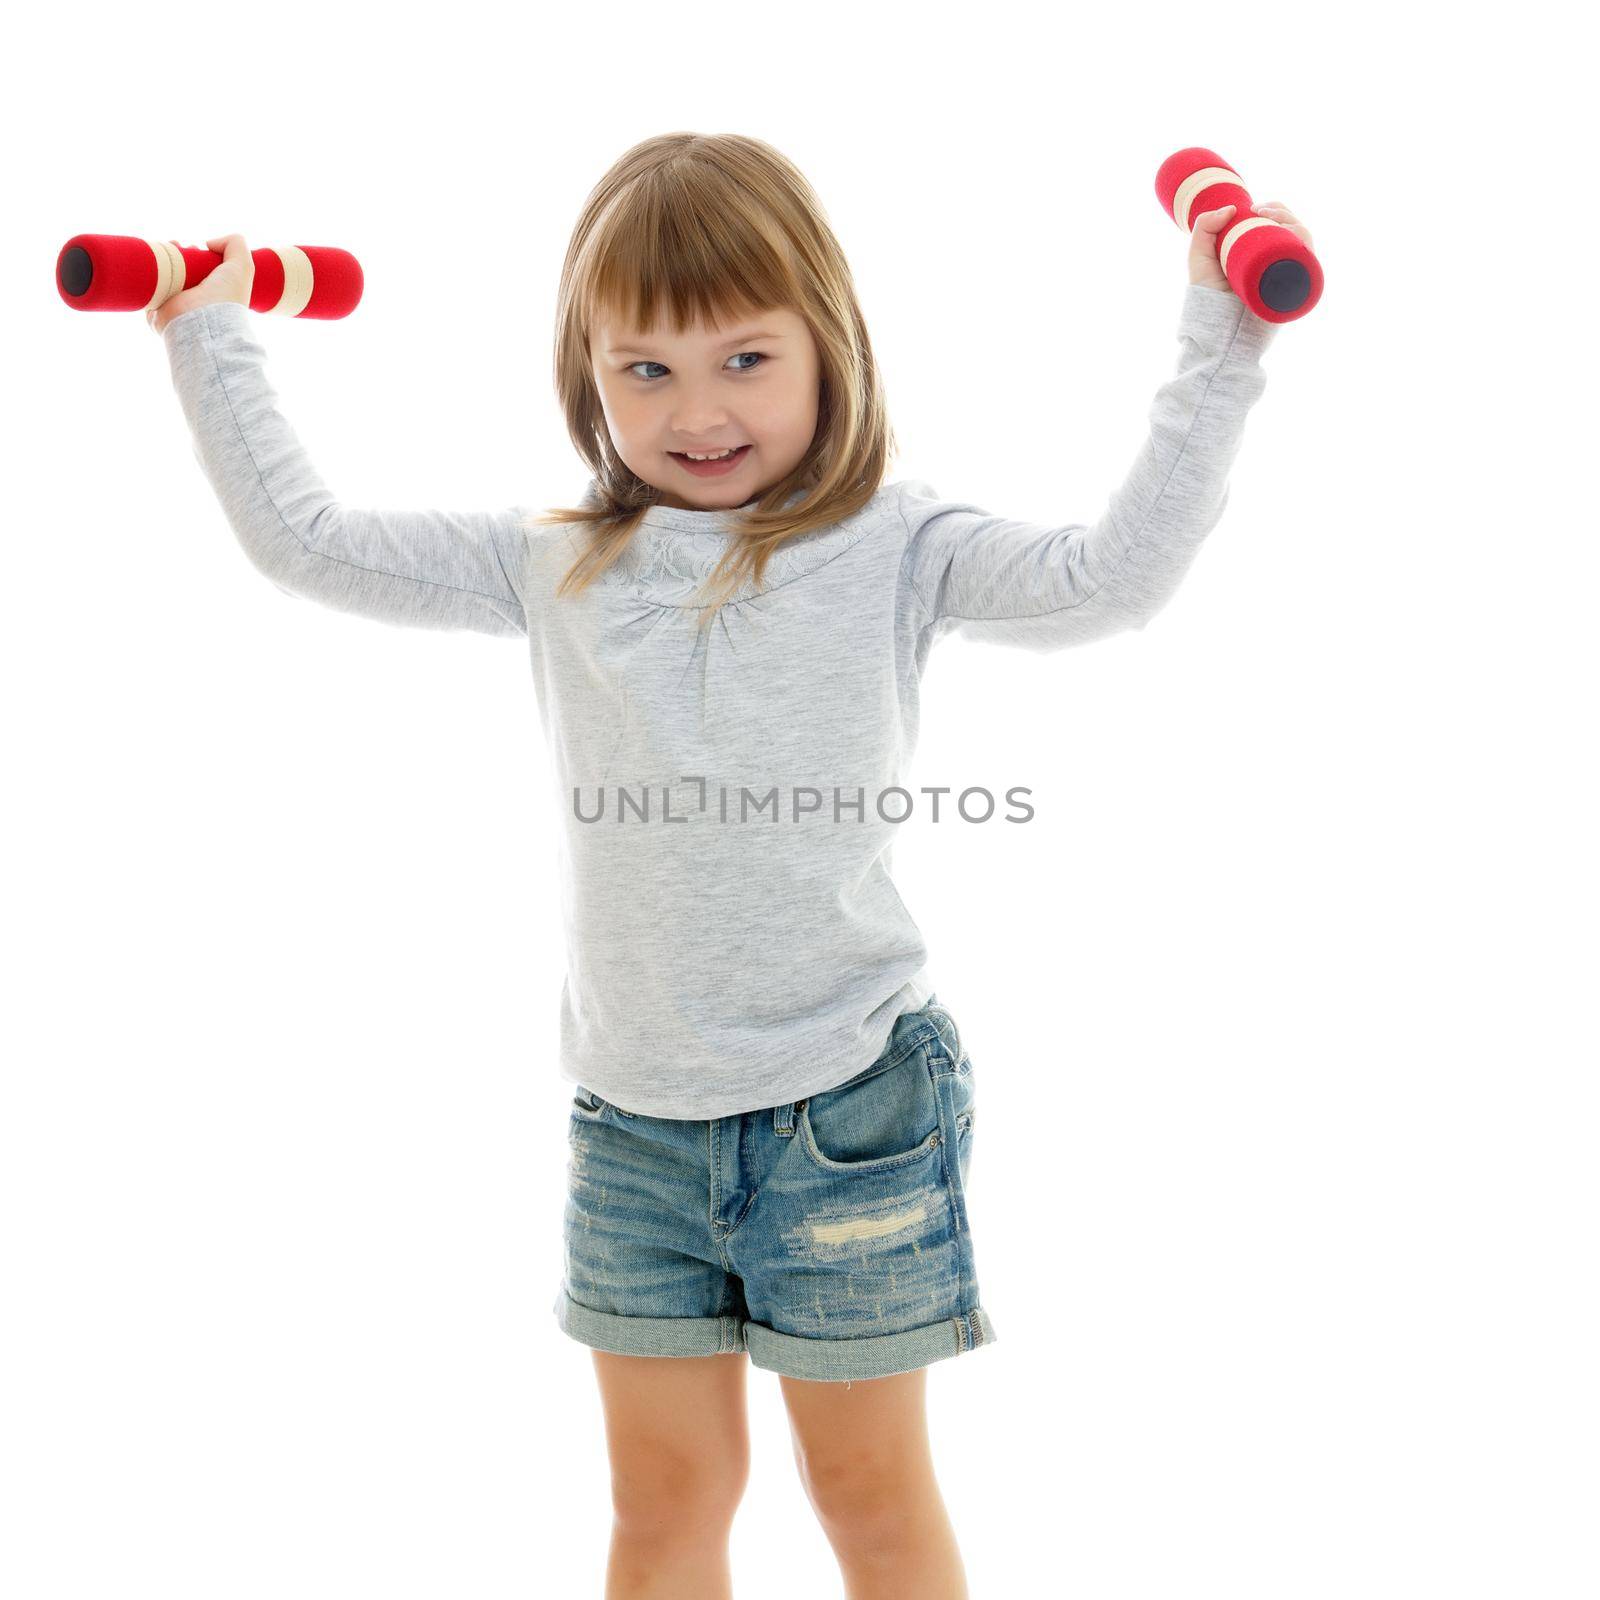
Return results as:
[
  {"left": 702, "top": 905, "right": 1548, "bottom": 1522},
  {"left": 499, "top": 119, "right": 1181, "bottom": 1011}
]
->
[{"left": 683, "top": 446, "right": 740, "bottom": 460}]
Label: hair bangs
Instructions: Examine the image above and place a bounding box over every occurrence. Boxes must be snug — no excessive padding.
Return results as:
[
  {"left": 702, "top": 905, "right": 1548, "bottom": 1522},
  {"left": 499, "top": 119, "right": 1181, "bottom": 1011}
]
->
[{"left": 579, "top": 172, "right": 802, "bottom": 342}]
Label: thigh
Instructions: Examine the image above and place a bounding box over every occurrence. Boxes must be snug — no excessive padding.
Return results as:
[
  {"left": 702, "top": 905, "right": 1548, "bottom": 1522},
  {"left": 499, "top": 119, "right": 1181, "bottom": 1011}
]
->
[
  {"left": 780, "top": 1366, "right": 932, "bottom": 1497},
  {"left": 592, "top": 1350, "right": 753, "bottom": 1508}
]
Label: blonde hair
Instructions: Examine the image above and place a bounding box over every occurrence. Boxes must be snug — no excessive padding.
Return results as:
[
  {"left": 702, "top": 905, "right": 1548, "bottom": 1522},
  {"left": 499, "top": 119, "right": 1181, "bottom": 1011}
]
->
[{"left": 521, "top": 132, "right": 897, "bottom": 632}]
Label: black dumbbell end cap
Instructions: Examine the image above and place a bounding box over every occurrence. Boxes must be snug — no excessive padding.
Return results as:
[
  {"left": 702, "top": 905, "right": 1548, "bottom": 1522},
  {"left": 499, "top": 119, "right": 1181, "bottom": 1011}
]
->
[
  {"left": 1259, "top": 258, "right": 1310, "bottom": 314},
  {"left": 59, "top": 246, "right": 94, "bottom": 298}
]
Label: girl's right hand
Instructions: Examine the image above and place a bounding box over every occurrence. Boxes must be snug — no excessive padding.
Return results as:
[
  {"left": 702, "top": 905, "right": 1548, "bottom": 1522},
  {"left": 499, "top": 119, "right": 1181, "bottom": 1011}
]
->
[{"left": 146, "top": 234, "right": 255, "bottom": 334}]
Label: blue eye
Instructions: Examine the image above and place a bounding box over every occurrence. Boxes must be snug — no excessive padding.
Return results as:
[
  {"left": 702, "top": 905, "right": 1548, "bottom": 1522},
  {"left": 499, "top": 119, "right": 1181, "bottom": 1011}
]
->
[{"left": 627, "top": 351, "right": 767, "bottom": 383}]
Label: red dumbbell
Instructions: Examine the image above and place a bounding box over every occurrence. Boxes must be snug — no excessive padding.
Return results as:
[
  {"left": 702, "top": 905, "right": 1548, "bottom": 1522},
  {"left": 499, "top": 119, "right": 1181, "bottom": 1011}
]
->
[
  {"left": 56, "top": 234, "right": 363, "bottom": 319},
  {"left": 1156, "top": 149, "right": 1323, "bottom": 323}
]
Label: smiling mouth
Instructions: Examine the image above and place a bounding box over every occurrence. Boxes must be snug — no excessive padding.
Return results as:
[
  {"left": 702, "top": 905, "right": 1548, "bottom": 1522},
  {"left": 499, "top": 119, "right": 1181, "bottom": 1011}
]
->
[{"left": 668, "top": 444, "right": 753, "bottom": 474}]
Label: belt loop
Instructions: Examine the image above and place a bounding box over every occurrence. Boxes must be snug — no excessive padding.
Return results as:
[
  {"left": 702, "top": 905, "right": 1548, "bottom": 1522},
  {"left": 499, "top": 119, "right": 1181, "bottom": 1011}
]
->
[{"left": 773, "top": 1100, "right": 801, "bottom": 1137}]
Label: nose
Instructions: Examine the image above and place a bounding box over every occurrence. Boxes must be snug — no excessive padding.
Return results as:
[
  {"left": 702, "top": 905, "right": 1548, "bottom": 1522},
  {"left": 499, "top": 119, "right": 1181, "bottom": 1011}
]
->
[
  {"left": 672, "top": 408, "right": 735, "bottom": 438},
  {"left": 668, "top": 377, "right": 736, "bottom": 437}
]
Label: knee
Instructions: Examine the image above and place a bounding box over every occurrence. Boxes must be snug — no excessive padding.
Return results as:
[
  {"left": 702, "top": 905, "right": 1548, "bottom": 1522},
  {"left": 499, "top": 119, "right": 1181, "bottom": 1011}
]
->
[
  {"left": 612, "top": 1455, "right": 749, "bottom": 1538},
  {"left": 800, "top": 1456, "right": 928, "bottom": 1542}
]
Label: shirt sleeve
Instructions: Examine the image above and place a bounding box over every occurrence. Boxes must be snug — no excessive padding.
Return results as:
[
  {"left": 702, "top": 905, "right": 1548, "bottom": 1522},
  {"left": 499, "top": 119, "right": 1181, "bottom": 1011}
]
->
[
  {"left": 160, "top": 300, "right": 528, "bottom": 639},
  {"left": 898, "top": 282, "right": 1278, "bottom": 654}
]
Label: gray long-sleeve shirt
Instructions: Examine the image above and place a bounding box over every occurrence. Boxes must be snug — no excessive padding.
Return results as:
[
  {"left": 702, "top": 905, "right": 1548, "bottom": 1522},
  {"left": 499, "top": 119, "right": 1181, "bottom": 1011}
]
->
[{"left": 161, "top": 283, "right": 1276, "bottom": 1119}]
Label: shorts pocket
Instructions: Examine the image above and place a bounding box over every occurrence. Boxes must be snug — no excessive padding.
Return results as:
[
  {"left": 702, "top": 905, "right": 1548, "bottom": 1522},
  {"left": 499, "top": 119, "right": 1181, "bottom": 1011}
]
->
[{"left": 795, "top": 1043, "right": 942, "bottom": 1174}]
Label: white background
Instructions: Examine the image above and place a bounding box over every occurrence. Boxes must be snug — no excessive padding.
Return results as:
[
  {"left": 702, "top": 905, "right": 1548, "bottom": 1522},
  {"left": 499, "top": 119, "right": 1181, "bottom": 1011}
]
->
[{"left": 5, "top": 3, "right": 1595, "bottom": 1596}]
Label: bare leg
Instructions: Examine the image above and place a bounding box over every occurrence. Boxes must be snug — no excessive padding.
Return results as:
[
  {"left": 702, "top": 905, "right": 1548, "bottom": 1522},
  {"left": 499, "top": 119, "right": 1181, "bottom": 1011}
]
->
[
  {"left": 590, "top": 1350, "right": 750, "bottom": 1600},
  {"left": 816, "top": 1463, "right": 967, "bottom": 1600},
  {"left": 781, "top": 1367, "right": 968, "bottom": 1599},
  {"left": 605, "top": 1507, "right": 737, "bottom": 1600}
]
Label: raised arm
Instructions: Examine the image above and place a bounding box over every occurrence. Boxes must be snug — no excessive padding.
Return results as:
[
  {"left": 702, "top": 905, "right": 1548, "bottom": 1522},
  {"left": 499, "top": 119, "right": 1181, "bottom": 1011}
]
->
[
  {"left": 900, "top": 282, "right": 1278, "bottom": 653},
  {"left": 161, "top": 301, "right": 528, "bottom": 639}
]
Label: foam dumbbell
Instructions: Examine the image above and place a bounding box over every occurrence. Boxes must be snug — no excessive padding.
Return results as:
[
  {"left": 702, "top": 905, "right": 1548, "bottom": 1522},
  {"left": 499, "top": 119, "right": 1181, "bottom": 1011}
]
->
[
  {"left": 56, "top": 235, "right": 363, "bottom": 319},
  {"left": 1155, "top": 149, "right": 1323, "bottom": 323}
]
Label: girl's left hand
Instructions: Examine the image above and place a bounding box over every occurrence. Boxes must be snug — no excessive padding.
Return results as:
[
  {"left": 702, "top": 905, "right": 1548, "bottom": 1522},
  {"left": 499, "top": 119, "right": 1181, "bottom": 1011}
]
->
[
  {"left": 146, "top": 234, "right": 255, "bottom": 334},
  {"left": 1188, "top": 200, "right": 1314, "bottom": 294}
]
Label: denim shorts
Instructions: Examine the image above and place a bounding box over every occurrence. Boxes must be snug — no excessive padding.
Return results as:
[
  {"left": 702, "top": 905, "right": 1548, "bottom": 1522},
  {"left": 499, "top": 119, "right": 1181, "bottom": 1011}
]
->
[{"left": 553, "top": 993, "right": 996, "bottom": 1383}]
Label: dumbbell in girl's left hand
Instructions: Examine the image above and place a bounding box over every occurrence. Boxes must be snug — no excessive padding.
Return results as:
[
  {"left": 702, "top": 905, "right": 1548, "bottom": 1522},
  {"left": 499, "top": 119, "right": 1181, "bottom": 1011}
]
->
[
  {"left": 145, "top": 234, "right": 254, "bottom": 334},
  {"left": 1188, "top": 201, "right": 1314, "bottom": 294}
]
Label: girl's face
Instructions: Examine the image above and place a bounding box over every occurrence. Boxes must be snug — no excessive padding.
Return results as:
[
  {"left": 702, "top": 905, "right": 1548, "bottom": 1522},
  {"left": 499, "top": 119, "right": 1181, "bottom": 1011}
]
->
[{"left": 588, "top": 304, "right": 821, "bottom": 512}]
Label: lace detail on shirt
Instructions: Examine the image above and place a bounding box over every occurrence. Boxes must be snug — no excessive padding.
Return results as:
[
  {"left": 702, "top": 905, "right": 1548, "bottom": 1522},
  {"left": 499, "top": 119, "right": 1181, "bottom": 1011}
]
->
[
  {"left": 570, "top": 479, "right": 894, "bottom": 608},
  {"left": 601, "top": 523, "right": 880, "bottom": 606}
]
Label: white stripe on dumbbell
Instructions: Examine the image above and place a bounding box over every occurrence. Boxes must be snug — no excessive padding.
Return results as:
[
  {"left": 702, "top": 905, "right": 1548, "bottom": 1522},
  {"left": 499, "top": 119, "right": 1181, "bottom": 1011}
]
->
[
  {"left": 268, "top": 246, "right": 314, "bottom": 316},
  {"left": 1219, "top": 217, "right": 1279, "bottom": 275},
  {"left": 144, "top": 239, "right": 186, "bottom": 309},
  {"left": 1173, "top": 166, "right": 1245, "bottom": 231}
]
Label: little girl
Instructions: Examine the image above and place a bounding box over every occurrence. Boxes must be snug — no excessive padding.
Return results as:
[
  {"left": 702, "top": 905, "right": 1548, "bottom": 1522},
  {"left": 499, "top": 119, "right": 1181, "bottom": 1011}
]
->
[{"left": 154, "top": 132, "right": 1303, "bottom": 1598}]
